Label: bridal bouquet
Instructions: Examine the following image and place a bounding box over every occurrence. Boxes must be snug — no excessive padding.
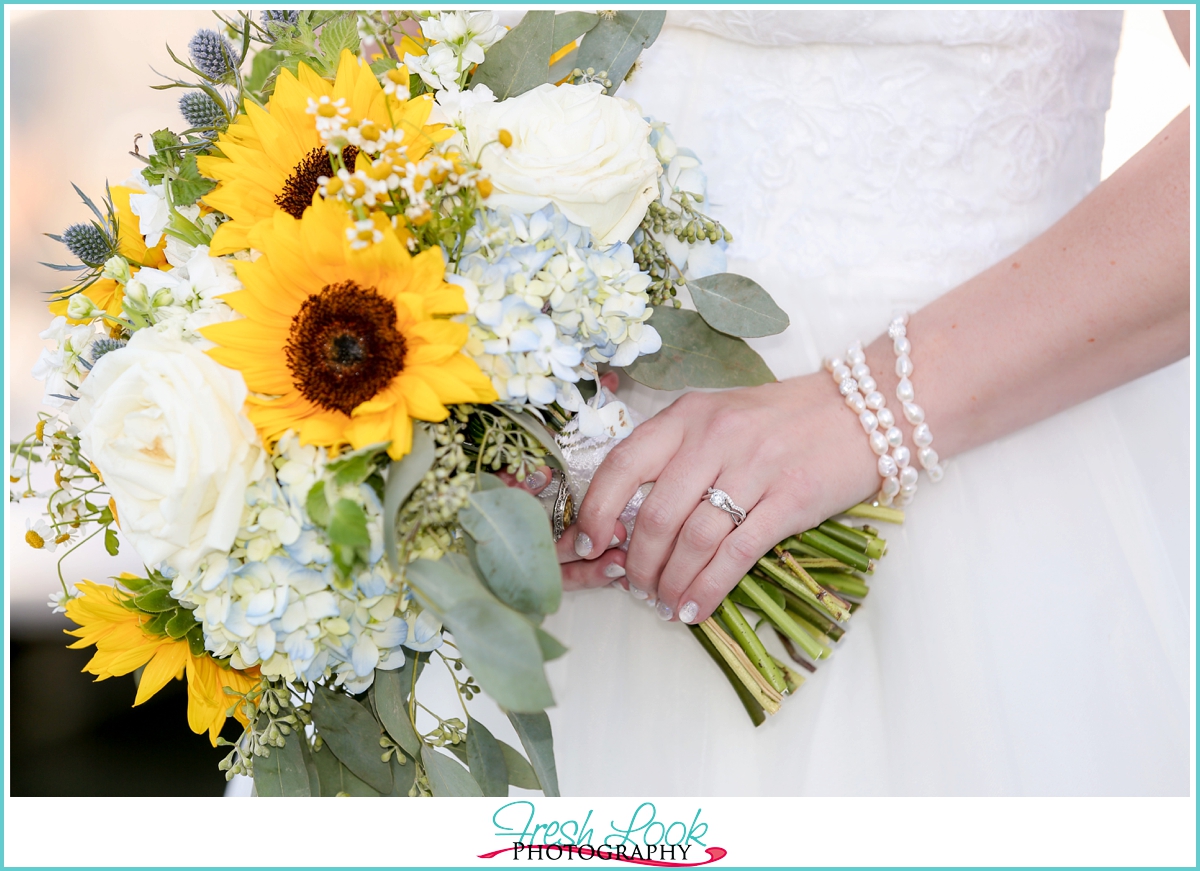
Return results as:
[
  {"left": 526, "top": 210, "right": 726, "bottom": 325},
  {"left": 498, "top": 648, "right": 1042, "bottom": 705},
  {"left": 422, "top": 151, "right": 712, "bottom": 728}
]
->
[{"left": 16, "top": 9, "right": 897, "bottom": 797}]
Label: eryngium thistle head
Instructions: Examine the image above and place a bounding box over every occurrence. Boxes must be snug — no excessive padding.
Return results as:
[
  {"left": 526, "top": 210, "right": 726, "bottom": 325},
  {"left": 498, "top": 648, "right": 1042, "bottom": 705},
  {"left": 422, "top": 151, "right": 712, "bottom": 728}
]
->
[
  {"left": 261, "top": 10, "right": 300, "bottom": 26},
  {"left": 90, "top": 338, "right": 127, "bottom": 363},
  {"left": 61, "top": 223, "right": 116, "bottom": 267},
  {"left": 188, "top": 28, "right": 237, "bottom": 80},
  {"left": 179, "top": 91, "right": 227, "bottom": 134}
]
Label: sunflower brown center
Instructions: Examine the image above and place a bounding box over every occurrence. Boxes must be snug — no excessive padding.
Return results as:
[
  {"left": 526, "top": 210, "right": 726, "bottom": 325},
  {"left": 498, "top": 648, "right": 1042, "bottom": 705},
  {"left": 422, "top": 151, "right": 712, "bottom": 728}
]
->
[
  {"left": 285, "top": 281, "right": 406, "bottom": 416},
  {"left": 274, "top": 146, "right": 359, "bottom": 219}
]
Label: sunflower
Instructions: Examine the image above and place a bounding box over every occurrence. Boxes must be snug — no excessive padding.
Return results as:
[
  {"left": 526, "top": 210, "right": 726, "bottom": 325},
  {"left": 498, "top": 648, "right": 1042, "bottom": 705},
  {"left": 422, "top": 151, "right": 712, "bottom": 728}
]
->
[
  {"left": 48, "top": 186, "right": 169, "bottom": 324},
  {"left": 198, "top": 49, "right": 450, "bottom": 256},
  {"left": 202, "top": 197, "right": 495, "bottom": 459},
  {"left": 64, "top": 579, "right": 260, "bottom": 746}
]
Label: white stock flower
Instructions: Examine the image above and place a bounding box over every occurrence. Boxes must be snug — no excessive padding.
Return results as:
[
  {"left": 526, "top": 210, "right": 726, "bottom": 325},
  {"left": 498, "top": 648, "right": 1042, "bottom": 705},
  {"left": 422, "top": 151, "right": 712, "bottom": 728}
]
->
[
  {"left": 463, "top": 83, "right": 661, "bottom": 245},
  {"left": 72, "top": 329, "right": 264, "bottom": 576},
  {"left": 32, "top": 316, "right": 99, "bottom": 406}
]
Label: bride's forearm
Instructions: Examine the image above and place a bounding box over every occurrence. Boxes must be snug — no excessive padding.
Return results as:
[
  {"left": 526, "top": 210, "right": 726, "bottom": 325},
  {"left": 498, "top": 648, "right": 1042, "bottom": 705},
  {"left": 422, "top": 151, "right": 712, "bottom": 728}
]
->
[{"left": 862, "top": 108, "right": 1191, "bottom": 460}]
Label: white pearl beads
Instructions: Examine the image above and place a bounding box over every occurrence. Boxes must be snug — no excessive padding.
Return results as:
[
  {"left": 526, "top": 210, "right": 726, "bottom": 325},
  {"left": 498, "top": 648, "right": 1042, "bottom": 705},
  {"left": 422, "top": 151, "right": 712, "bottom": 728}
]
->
[
  {"left": 888, "top": 312, "right": 943, "bottom": 499},
  {"left": 830, "top": 338, "right": 911, "bottom": 507}
]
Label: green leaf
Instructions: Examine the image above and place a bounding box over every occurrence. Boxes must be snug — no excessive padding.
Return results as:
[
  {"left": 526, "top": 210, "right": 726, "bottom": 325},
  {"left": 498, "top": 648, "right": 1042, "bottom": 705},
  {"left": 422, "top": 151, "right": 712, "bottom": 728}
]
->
[
  {"left": 169, "top": 155, "right": 216, "bottom": 206},
  {"left": 422, "top": 747, "right": 484, "bottom": 797},
  {"left": 471, "top": 10, "right": 555, "bottom": 100},
  {"left": 373, "top": 667, "right": 423, "bottom": 759},
  {"left": 310, "top": 686, "right": 394, "bottom": 794},
  {"left": 318, "top": 12, "right": 360, "bottom": 67},
  {"left": 245, "top": 48, "right": 281, "bottom": 94},
  {"left": 329, "top": 449, "right": 379, "bottom": 488},
  {"left": 507, "top": 711, "right": 559, "bottom": 797},
  {"left": 382, "top": 424, "right": 436, "bottom": 571},
  {"left": 499, "top": 740, "right": 541, "bottom": 790},
  {"left": 305, "top": 480, "right": 330, "bottom": 528},
  {"left": 466, "top": 716, "right": 509, "bottom": 797},
  {"left": 133, "top": 588, "right": 176, "bottom": 612},
  {"left": 553, "top": 11, "right": 600, "bottom": 47},
  {"left": 458, "top": 488, "right": 561, "bottom": 617},
  {"left": 164, "top": 608, "right": 196, "bottom": 639},
  {"left": 185, "top": 625, "right": 206, "bottom": 657},
  {"left": 475, "top": 472, "right": 506, "bottom": 491},
  {"left": 491, "top": 404, "right": 569, "bottom": 476},
  {"left": 572, "top": 11, "right": 665, "bottom": 95},
  {"left": 252, "top": 731, "right": 312, "bottom": 796},
  {"left": 327, "top": 498, "right": 370, "bottom": 549},
  {"left": 688, "top": 273, "right": 790, "bottom": 338},
  {"left": 536, "top": 627, "right": 568, "bottom": 662},
  {"left": 623, "top": 307, "right": 776, "bottom": 389},
  {"left": 118, "top": 574, "right": 152, "bottom": 593},
  {"left": 143, "top": 611, "right": 172, "bottom": 635},
  {"left": 311, "top": 742, "right": 380, "bottom": 796},
  {"left": 388, "top": 753, "right": 417, "bottom": 796},
  {"left": 406, "top": 556, "right": 554, "bottom": 712},
  {"left": 104, "top": 527, "right": 120, "bottom": 556}
]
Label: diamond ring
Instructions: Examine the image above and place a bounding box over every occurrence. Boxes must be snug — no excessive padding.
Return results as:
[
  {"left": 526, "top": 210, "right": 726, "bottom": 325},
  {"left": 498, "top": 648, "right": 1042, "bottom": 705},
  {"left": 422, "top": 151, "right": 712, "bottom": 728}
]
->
[{"left": 705, "top": 487, "right": 748, "bottom": 526}]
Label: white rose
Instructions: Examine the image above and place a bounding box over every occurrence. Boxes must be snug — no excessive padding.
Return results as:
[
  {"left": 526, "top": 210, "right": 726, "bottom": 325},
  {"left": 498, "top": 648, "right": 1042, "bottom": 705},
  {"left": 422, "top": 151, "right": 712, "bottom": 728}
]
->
[
  {"left": 73, "top": 329, "right": 264, "bottom": 576},
  {"left": 463, "top": 83, "right": 661, "bottom": 246}
]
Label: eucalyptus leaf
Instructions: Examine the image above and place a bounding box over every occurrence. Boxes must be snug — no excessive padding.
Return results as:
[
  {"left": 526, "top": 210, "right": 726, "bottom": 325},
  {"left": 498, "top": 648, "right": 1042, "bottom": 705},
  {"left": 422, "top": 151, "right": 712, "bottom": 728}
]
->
[
  {"left": 688, "top": 273, "right": 790, "bottom": 338},
  {"left": 552, "top": 11, "right": 600, "bottom": 47},
  {"left": 388, "top": 753, "right": 417, "bottom": 796},
  {"left": 422, "top": 747, "right": 484, "bottom": 797},
  {"left": 252, "top": 731, "right": 311, "bottom": 796},
  {"left": 572, "top": 11, "right": 665, "bottom": 95},
  {"left": 382, "top": 424, "right": 437, "bottom": 570},
  {"left": 623, "top": 307, "right": 776, "bottom": 389},
  {"left": 311, "top": 742, "right": 380, "bottom": 796},
  {"left": 300, "top": 733, "right": 321, "bottom": 796},
  {"left": 536, "top": 627, "right": 568, "bottom": 662},
  {"left": 466, "top": 717, "right": 509, "bottom": 797},
  {"left": 476, "top": 472, "right": 506, "bottom": 491},
  {"left": 470, "top": 10, "right": 555, "bottom": 100},
  {"left": 446, "top": 598, "right": 555, "bottom": 713},
  {"left": 405, "top": 553, "right": 489, "bottom": 614},
  {"left": 507, "top": 710, "right": 560, "bottom": 797},
  {"left": 458, "top": 488, "right": 561, "bottom": 617},
  {"left": 310, "top": 686, "right": 394, "bottom": 794},
  {"left": 499, "top": 740, "right": 541, "bottom": 790},
  {"left": 491, "top": 404, "right": 568, "bottom": 475},
  {"left": 373, "top": 667, "right": 423, "bottom": 759}
]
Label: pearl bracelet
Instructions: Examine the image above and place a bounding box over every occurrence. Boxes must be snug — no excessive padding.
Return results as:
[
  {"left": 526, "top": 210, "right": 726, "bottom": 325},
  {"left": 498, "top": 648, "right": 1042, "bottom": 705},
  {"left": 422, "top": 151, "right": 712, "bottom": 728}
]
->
[
  {"left": 888, "top": 312, "right": 943, "bottom": 507},
  {"left": 825, "top": 340, "right": 908, "bottom": 507}
]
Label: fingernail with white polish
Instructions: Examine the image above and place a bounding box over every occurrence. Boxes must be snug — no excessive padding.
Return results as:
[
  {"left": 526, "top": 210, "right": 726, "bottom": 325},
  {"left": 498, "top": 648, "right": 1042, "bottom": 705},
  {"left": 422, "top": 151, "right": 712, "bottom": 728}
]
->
[
  {"left": 609, "top": 535, "right": 621, "bottom": 547},
  {"left": 629, "top": 586, "right": 649, "bottom": 600},
  {"left": 646, "top": 596, "right": 657, "bottom": 607},
  {"left": 610, "top": 580, "right": 625, "bottom": 590},
  {"left": 656, "top": 602, "right": 673, "bottom": 621},
  {"left": 678, "top": 601, "right": 699, "bottom": 624},
  {"left": 604, "top": 563, "right": 626, "bottom": 579},
  {"left": 574, "top": 532, "right": 593, "bottom": 557},
  {"left": 525, "top": 470, "right": 547, "bottom": 491}
]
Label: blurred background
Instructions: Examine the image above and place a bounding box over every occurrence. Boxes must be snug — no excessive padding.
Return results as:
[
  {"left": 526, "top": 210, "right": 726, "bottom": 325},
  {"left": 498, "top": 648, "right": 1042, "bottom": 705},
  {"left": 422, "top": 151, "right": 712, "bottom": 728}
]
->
[{"left": 5, "top": 8, "right": 1192, "bottom": 796}]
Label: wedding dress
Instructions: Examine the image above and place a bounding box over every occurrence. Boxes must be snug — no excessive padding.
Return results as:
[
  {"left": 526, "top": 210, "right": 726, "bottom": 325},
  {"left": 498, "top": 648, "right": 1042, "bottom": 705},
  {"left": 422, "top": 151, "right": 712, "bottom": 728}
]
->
[{"left": 528, "top": 10, "right": 1190, "bottom": 796}]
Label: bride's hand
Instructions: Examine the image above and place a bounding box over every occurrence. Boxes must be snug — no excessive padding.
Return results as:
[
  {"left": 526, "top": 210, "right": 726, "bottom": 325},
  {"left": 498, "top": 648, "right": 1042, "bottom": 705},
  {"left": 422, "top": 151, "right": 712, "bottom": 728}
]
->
[{"left": 567, "top": 373, "right": 879, "bottom": 623}]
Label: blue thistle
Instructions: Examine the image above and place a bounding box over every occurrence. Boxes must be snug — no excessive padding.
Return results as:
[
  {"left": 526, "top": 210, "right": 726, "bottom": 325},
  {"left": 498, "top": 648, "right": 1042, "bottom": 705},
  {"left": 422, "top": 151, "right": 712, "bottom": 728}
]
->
[
  {"left": 90, "top": 338, "right": 127, "bottom": 363},
  {"left": 60, "top": 223, "right": 116, "bottom": 267},
  {"left": 261, "top": 10, "right": 300, "bottom": 27},
  {"left": 188, "top": 28, "right": 237, "bottom": 80},
  {"left": 179, "top": 91, "right": 228, "bottom": 135}
]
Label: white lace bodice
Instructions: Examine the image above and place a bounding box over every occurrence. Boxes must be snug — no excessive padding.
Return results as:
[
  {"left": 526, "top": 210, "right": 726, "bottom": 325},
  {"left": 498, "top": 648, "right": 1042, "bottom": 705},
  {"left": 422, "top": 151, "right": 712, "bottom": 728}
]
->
[{"left": 621, "top": 11, "right": 1123, "bottom": 377}]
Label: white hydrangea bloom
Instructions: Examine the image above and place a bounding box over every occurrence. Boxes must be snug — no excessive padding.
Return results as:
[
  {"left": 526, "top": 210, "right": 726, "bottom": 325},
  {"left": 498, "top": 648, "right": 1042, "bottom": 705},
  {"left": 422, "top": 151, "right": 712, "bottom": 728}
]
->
[
  {"left": 171, "top": 433, "right": 441, "bottom": 694},
  {"left": 452, "top": 205, "right": 661, "bottom": 409}
]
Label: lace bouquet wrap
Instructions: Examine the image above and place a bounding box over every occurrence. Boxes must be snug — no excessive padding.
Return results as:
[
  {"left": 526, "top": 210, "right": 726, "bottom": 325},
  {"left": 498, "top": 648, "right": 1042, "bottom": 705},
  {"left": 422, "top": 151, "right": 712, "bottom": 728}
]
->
[{"left": 18, "top": 9, "right": 894, "bottom": 799}]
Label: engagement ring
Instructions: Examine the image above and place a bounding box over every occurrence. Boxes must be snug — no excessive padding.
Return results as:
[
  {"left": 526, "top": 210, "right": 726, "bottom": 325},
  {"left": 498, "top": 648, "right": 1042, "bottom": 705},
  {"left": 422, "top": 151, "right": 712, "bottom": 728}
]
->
[{"left": 705, "top": 487, "right": 747, "bottom": 526}]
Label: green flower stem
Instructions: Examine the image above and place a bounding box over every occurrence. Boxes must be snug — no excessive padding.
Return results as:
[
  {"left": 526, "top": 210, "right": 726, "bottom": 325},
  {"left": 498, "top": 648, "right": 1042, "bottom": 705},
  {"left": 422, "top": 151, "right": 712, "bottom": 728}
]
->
[
  {"left": 817, "top": 520, "right": 872, "bottom": 553},
  {"left": 737, "top": 575, "right": 826, "bottom": 661},
  {"left": 773, "top": 630, "right": 817, "bottom": 672},
  {"left": 688, "top": 624, "right": 765, "bottom": 727},
  {"left": 843, "top": 503, "right": 906, "bottom": 525},
  {"left": 772, "top": 548, "right": 853, "bottom": 622},
  {"left": 697, "top": 617, "right": 782, "bottom": 714},
  {"left": 813, "top": 573, "right": 870, "bottom": 599},
  {"left": 753, "top": 560, "right": 839, "bottom": 624},
  {"left": 716, "top": 599, "right": 788, "bottom": 695},
  {"left": 768, "top": 585, "right": 845, "bottom": 641},
  {"left": 783, "top": 609, "right": 834, "bottom": 653},
  {"left": 799, "top": 530, "right": 873, "bottom": 574},
  {"left": 770, "top": 655, "right": 806, "bottom": 694}
]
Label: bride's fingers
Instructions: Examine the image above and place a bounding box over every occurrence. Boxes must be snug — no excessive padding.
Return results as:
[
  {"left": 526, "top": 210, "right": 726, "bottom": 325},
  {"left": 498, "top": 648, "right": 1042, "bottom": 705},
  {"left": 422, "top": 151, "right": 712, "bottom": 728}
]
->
[
  {"left": 662, "top": 499, "right": 789, "bottom": 625},
  {"left": 598, "top": 370, "right": 620, "bottom": 393},
  {"left": 556, "top": 522, "right": 626, "bottom": 565},
  {"left": 562, "top": 548, "right": 627, "bottom": 592},
  {"left": 494, "top": 465, "right": 554, "bottom": 495},
  {"left": 653, "top": 478, "right": 767, "bottom": 620},
  {"left": 622, "top": 453, "right": 721, "bottom": 598},
  {"left": 574, "top": 418, "right": 683, "bottom": 560}
]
